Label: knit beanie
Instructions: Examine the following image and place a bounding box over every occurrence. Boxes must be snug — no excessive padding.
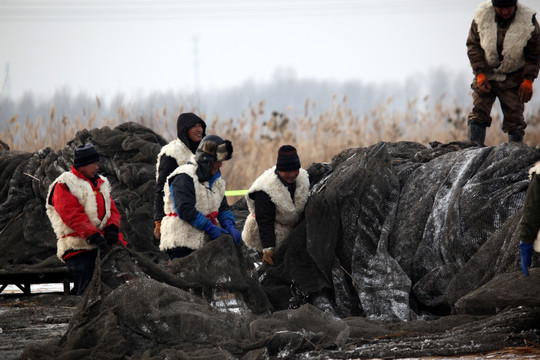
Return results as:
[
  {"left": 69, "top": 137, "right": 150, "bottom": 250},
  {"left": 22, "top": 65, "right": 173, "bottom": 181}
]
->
[
  {"left": 276, "top": 145, "right": 300, "bottom": 171},
  {"left": 73, "top": 143, "right": 100, "bottom": 168},
  {"left": 492, "top": 0, "right": 517, "bottom": 7}
]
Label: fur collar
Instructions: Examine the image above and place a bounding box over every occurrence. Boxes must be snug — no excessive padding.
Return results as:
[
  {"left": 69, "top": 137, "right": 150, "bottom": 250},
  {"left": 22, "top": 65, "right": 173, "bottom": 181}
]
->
[
  {"left": 242, "top": 166, "right": 310, "bottom": 252},
  {"left": 155, "top": 139, "right": 194, "bottom": 180},
  {"left": 46, "top": 171, "right": 112, "bottom": 260},
  {"left": 528, "top": 161, "right": 540, "bottom": 179},
  {"left": 160, "top": 163, "right": 226, "bottom": 251},
  {"left": 475, "top": 1, "right": 536, "bottom": 79},
  {"left": 246, "top": 166, "right": 309, "bottom": 219}
]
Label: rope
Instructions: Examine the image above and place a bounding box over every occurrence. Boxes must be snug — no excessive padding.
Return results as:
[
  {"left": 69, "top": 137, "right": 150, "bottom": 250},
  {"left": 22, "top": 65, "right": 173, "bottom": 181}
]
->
[{"left": 225, "top": 189, "right": 249, "bottom": 196}]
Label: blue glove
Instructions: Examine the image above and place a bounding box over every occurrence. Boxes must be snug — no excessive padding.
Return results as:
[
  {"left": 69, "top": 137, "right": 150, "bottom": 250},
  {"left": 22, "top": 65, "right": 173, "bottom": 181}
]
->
[
  {"left": 520, "top": 242, "right": 533, "bottom": 277},
  {"left": 229, "top": 227, "right": 242, "bottom": 245},
  {"left": 203, "top": 220, "right": 226, "bottom": 240},
  {"left": 222, "top": 220, "right": 242, "bottom": 245}
]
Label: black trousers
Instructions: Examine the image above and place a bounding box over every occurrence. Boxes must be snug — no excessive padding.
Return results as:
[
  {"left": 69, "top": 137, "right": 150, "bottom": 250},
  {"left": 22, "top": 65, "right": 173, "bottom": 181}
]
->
[
  {"left": 166, "top": 246, "right": 194, "bottom": 261},
  {"left": 65, "top": 250, "right": 97, "bottom": 295}
]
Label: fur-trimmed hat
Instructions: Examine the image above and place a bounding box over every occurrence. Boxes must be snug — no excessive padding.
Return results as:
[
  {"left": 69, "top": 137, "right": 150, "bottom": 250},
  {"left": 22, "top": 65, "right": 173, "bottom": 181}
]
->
[
  {"left": 73, "top": 143, "right": 100, "bottom": 168},
  {"left": 195, "top": 135, "right": 233, "bottom": 162},
  {"left": 193, "top": 135, "right": 233, "bottom": 183},
  {"left": 276, "top": 145, "right": 300, "bottom": 171}
]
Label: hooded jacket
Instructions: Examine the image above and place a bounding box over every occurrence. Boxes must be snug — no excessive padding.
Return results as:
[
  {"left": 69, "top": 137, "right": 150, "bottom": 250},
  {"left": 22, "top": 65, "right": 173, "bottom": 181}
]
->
[
  {"left": 46, "top": 166, "right": 122, "bottom": 261},
  {"left": 467, "top": 1, "right": 540, "bottom": 83},
  {"left": 242, "top": 166, "right": 309, "bottom": 252},
  {"left": 154, "top": 113, "right": 206, "bottom": 221}
]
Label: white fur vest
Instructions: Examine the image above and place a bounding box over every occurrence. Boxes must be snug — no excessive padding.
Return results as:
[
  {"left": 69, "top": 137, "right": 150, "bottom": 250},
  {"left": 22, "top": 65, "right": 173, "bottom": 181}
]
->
[
  {"left": 242, "top": 166, "right": 309, "bottom": 252},
  {"left": 155, "top": 139, "right": 194, "bottom": 180},
  {"left": 46, "top": 172, "right": 112, "bottom": 261},
  {"left": 474, "top": 1, "right": 536, "bottom": 81},
  {"left": 159, "top": 164, "right": 226, "bottom": 251}
]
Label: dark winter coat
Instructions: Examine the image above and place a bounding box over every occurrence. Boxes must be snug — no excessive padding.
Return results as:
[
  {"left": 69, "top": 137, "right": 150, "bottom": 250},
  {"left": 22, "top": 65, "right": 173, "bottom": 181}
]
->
[
  {"left": 242, "top": 166, "right": 309, "bottom": 252},
  {"left": 519, "top": 162, "right": 540, "bottom": 251},
  {"left": 159, "top": 164, "right": 233, "bottom": 251},
  {"left": 153, "top": 114, "right": 206, "bottom": 221},
  {"left": 467, "top": 1, "right": 540, "bottom": 87},
  {"left": 249, "top": 171, "right": 297, "bottom": 249}
]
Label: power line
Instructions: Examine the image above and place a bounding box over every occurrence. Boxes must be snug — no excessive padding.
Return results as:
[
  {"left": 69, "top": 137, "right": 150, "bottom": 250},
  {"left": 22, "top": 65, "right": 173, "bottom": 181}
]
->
[{"left": 0, "top": 0, "right": 487, "bottom": 22}]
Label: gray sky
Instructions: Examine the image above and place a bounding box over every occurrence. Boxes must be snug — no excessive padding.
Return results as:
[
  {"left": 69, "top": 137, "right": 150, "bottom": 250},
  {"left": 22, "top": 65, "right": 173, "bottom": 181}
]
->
[{"left": 2, "top": 0, "right": 540, "bottom": 100}]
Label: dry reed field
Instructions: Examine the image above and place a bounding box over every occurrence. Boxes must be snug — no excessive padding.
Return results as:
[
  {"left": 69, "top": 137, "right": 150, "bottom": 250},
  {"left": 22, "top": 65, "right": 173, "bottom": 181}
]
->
[{"left": 3, "top": 94, "right": 540, "bottom": 194}]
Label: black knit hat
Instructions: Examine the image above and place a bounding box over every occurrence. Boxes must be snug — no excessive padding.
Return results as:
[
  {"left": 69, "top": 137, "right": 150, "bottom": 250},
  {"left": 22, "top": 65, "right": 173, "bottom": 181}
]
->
[
  {"left": 492, "top": 0, "right": 517, "bottom": 7},
  {"left": 73, "top": 143, "right": 100, "bottom": 168},
  {"left": 276, "top": 145, "right": 300, "bottom": 171}
]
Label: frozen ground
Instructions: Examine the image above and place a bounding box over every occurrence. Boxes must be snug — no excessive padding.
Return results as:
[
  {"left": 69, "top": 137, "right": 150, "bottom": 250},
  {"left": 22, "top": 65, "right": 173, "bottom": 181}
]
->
[
  {"left": 2, "top": 285, "right": 540, "bottom": 360},
  {"left": 1, "top": 283, "right": 68, "bottom": 295},
  {"left": 0, "top": 285, "right": 78, "bottom": 360}
]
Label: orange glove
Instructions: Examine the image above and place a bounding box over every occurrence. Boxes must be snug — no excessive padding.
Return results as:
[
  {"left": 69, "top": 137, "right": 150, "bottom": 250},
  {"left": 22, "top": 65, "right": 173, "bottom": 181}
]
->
[
  {"left": 476, "top": 73, "right": 491, "bottom": 93},
  {"left": 154, "top": 220, "right": 161, "bottom": 240},
  {"left": 262, "top": 249, "right": 274, "bottom": 266},
  {"left": 519, "top": 79, "right": 533, "bottom": 103}
]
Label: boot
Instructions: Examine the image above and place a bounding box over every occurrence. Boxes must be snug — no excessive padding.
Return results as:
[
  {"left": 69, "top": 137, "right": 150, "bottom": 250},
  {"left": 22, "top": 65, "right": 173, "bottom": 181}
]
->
[
  {"left": 508, "top": 129, "right": 524, "bottom": 143},
  {"left": 468, "top": 123, "right": 486, "bottom": 145}
]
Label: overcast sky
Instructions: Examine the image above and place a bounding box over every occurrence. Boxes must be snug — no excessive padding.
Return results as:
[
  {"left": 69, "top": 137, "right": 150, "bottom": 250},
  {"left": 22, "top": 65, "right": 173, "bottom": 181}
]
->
[{"left": 2, "top": 0, "right": 540, "bottom": 101}]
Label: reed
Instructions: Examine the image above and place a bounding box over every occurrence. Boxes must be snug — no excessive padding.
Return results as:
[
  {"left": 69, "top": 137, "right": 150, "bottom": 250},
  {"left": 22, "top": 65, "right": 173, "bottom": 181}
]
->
[{"left": 3, "top": 95, "right": 540, "bottom": 196}]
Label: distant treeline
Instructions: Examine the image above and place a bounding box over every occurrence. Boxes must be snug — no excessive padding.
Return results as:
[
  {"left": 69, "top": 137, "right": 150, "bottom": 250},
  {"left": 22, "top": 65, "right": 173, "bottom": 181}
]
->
[
  {"left": 0, "top": 68, "right": 472, "bottom": 133},
  {"left": 2, "top": 67, "right": 540, "bottom": 156}
]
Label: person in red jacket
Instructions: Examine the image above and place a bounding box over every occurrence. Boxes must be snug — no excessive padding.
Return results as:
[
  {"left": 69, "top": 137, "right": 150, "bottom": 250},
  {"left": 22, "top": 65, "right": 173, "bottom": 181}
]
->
[{"left": 46, "top": 143, "right": 126, "bottom": 295}]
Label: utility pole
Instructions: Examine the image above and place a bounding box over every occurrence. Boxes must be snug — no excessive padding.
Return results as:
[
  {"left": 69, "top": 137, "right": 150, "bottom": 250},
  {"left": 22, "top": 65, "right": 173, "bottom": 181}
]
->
[
  {"left": 193, "top": 35, "right": 200, "bottom": 93},
  {"left": 1, "top": 63, "right": 10, "bottom": 99}
]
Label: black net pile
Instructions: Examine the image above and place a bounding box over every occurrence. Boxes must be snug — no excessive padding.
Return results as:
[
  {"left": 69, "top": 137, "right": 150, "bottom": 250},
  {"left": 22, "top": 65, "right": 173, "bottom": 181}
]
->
[
  {"left": 4, "top": 126, "right": 540, "bottom": 358},
  {"left": 20, "top": 238, "right": 351, "bottom": 359},
  {"left": 0, "top": 122, "right": 167, "bottom": 273},
  {"left": 260, "top": 141, "right": 540, "bottom": 321}
]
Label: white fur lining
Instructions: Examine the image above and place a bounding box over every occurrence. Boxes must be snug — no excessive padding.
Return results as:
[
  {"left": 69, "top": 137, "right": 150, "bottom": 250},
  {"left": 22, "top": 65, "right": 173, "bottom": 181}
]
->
[
  {"left": 534, "top": 236, "right": 540, "bottom": 252},
  {"left": 160, "top": 163, "right": 226, "bottom": 251},
  {"left": 528, "top": 161, "right": 540, "bottom": 179},
  {"left": 242, "top": 166, "right": 309, "bottom": 252},
  {"left": 155, "top": 139, "right": 194, "bottom": 180},
  {"left": 46, "top": 172, "right": 112, "bottom": 261},
  {"left": 475, "top": 1, "right": 536, "bottom": 80}
]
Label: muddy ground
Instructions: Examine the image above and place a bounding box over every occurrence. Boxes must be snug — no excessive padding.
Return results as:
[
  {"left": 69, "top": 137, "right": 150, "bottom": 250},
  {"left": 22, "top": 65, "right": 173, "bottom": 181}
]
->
[
  {"left": 0, "top": 292, "right": 78, "bottom": 360},
  {"left": 3, "top": 291, "right": 540, "bottom": 360}
]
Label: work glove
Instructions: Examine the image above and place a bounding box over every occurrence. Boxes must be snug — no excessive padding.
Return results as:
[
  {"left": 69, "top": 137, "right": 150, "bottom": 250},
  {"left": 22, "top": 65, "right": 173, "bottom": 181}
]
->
[
  {"left": 518, "top": 79, "right": 533, "bottom": 103},
  {"left": 104, "top": 224, "right": 119, "bottom": 246},
  {"left": 86, "top": 232, "right": 107, "bottom": 253},
  {"left": 203, "top": 220, "right": 227, "bottom": 240},
  {"left": 154, "top": 220, "right": 161, "bottom": 240},
  {"left": 476, "top": 73, "right": 491, "bottom": 93},
  {"left": 221, "top": 219, "right": 242, "bottom": 245},
  {"left": 520, "top": 242, "right": 533, "bottom": 277},
  {"left": 262, "top": 247, "right": 274, "bottom": 266}
]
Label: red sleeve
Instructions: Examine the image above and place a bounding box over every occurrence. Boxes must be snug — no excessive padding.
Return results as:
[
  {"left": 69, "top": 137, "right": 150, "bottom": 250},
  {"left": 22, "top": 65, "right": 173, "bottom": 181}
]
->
[
  {"left": 51, "top": 183, "right": 100, "bottom": 239},
  {"left": 106, "top": 196, "right": 122, "bottom": 228}
]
